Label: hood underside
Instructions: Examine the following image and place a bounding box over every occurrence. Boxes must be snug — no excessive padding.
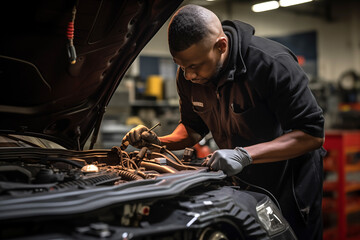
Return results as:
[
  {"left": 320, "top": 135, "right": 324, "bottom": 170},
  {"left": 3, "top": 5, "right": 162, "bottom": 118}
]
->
[{"left": 0, "top": 0, "right": 182, "bottom": 149}]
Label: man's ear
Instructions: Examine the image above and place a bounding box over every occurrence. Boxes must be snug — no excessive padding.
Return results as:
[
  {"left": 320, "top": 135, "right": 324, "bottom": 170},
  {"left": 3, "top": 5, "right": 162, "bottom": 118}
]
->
[{"left": 215, "top": 36, "right": 227, "bottom": 54}]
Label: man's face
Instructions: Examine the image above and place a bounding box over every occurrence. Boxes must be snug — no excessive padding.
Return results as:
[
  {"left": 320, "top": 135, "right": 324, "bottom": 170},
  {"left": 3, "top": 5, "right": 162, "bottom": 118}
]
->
[{"left": 171, "top": 40, "right": 223, "bottom": 85}]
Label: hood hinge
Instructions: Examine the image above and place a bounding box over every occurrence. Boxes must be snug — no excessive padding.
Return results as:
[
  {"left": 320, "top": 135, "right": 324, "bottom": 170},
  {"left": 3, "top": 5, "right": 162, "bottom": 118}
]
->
[
  {"left": 89, "top": 106, "right": 106, "bottom": 150},
  {"left": 75, "top": 126, "right": 81, "bottom": 151}
]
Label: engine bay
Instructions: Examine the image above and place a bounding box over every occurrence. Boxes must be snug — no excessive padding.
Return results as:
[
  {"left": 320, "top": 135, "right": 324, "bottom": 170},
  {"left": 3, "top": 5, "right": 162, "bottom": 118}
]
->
[
  {"left": 0, "top": 144, "right": 203, "bottom": 197},
  {"left": 0, "top": 136, "right": 294, "bottom": 240}
]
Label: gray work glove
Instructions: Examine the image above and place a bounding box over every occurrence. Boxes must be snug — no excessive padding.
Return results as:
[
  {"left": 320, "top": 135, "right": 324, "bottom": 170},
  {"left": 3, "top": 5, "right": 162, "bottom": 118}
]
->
[
  {"left": 121, "top": 125, "right": 160, "bottom": 150},
  {"left": 206, "top": 147, "right": 253, "bottom": 176}
]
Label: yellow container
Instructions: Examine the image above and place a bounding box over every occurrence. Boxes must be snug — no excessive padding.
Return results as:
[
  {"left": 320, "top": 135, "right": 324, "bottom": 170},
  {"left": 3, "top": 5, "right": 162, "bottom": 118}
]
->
[{"left": 145, "top": 75, "right": 163, "bottom": 100}]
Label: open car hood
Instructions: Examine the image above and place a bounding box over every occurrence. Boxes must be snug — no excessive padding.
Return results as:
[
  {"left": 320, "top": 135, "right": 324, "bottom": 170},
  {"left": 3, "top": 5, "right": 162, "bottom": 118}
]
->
[{"left": 0, "top": 0, "right": 182, "bottom": 149}]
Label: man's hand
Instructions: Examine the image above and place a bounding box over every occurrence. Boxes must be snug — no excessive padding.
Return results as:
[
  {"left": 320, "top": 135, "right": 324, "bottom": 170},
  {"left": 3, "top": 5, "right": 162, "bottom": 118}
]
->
[
  {"left": 206, "top": 147, "right": 253, "bottom": 176},
  {"left": 121, "top": 125, "right": 160, "bottom": 150}
]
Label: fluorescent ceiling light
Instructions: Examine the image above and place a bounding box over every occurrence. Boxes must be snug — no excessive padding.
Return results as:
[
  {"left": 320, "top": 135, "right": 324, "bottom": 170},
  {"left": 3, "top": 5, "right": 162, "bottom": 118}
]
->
[
  {"left": 252, "top": 1, "right": 279, "bottom": 12},
  {"left": 279, "top": 0, "right": 313, "bottom": 7}
]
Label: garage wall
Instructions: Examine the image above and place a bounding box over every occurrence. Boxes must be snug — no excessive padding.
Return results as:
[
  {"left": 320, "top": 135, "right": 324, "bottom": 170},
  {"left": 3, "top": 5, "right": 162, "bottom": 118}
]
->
[{"left": 141, "top": 0, "right": 360, "bottom": 83}]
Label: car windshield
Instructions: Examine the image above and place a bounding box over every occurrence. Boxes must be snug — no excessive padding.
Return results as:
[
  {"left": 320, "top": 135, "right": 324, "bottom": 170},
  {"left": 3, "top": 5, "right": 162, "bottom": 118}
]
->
[{"left": 0, "top": 134, "right": 65, "bottom": 149}]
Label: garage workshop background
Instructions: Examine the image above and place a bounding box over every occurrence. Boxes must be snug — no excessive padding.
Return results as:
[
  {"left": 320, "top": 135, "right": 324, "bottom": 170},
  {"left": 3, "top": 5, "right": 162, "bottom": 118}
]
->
[{"left": 94, "top": 1, "right": 360, "bottom": 239}]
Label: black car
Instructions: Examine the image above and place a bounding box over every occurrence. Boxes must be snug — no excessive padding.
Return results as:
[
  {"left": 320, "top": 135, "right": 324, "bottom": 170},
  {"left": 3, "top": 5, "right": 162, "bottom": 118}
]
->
[{"left": 0, "top": 1, "right": 297, "bottom": 239}]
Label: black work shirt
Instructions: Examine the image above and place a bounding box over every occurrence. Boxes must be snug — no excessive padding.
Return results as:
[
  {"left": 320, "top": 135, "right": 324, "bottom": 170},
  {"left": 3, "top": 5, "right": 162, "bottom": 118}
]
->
[
  {"left": 176, "top": 20, "right": 325, "bottom": 239},
  {"left": 177, "top": 21, "right": 324, "bottom": 147}
]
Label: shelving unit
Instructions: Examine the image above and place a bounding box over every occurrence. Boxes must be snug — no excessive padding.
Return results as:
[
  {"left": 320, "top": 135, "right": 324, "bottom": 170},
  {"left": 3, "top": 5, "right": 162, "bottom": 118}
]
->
[{"left": 322, "top": 130, "right": 360, "bottom": 240}]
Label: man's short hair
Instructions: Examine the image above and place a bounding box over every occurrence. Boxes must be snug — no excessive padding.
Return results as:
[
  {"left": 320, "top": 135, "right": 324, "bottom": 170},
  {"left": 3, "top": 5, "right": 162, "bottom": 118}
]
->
[{"left": 168, "top": 5, "right": 209, "bottom": 52}]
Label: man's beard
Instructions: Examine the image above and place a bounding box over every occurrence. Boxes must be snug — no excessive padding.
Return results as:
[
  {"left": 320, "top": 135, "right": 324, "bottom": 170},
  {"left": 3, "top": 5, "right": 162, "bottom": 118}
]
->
[{"left": 209, "top": 61, "right": 224, "bottom": 84}]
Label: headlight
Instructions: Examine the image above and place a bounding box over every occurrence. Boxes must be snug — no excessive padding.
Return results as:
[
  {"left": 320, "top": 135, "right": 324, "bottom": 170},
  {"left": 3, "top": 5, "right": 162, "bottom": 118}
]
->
[{"left": 256, "top": 198, "right": 288, "bottom": 235}]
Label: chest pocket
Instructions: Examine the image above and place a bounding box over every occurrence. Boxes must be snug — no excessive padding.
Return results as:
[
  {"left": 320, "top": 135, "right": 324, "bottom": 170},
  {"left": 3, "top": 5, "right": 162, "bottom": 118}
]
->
[
  {"left": 228, "top": 102, "right": 281, "bottom": 146},
  {"left": 227, "top": 81, "right": 282, "bottom": 146}
]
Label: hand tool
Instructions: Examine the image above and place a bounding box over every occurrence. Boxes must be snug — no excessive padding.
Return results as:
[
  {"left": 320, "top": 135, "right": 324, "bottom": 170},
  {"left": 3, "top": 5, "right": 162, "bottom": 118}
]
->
[{"left": 120, "top": 122, "right": 161, "bottom": 150}]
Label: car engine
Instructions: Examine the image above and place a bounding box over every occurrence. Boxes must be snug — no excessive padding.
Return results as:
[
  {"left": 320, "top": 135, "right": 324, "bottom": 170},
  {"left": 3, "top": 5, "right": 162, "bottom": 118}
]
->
[
  {"left": 0, "top": 145, "right": 201, "bottom": 197},
  {"left": 0, "top": 142, "right": 297, "bottom": 240}
]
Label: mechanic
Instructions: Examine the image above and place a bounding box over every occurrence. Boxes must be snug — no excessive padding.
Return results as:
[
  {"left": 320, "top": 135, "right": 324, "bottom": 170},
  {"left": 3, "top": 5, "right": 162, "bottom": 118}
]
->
[{"left": 121, "top": 4, "right": 326, "bottom": 240}]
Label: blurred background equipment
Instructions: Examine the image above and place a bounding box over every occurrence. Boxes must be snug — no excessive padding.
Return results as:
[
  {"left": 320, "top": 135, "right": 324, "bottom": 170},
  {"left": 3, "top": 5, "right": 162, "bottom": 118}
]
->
[
  {"left": 145, "top": 75, "right": 164, "bottom": 100},
  {"left": 336, "top": 70, "right": 360, "bottom": 129}
]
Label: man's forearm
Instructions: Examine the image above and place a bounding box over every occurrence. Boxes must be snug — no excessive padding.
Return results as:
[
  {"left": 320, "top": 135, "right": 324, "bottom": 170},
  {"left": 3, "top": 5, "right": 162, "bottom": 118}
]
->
[
  {"left": 244, "top": 130, "right": 324, "bottom": 164},
  {"left": 158, "top": 123, "right": 203, "bottom": 150}
]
